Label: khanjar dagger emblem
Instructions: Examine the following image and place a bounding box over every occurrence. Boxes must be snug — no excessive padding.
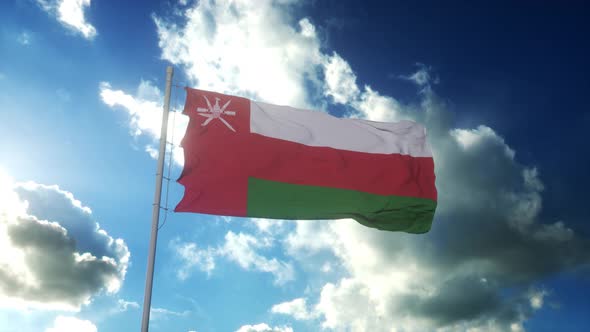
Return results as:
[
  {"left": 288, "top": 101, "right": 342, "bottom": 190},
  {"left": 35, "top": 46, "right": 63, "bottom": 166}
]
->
[{"left": 196, "top": 96, "right": 236, "bottom": 132}]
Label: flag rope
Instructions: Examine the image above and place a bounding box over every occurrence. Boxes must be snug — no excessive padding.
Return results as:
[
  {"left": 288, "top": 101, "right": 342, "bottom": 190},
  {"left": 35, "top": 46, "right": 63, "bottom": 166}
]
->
[{"left": 158, "top": 84, "right": 181, "bottom": 230}]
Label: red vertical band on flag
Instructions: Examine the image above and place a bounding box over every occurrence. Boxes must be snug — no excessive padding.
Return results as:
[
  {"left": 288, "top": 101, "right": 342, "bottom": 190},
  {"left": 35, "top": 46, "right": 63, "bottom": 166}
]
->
[{"left": 176, "top": 88, "right": 252, "bottom": 216}]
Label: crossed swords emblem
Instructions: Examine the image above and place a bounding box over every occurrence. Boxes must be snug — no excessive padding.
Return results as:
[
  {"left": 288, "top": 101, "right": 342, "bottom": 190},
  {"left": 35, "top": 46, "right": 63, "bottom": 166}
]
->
[{"left": 196, "top": 96, "right": 236, "bottom": 132}]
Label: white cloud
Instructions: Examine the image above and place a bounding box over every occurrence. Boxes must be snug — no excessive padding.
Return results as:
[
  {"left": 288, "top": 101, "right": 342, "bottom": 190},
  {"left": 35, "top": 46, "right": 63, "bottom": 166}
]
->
[
  {"left": 45, "top": 316, "right": 97, "bottom": 332},
  {"left": 353, "top": 86, "right": 405, "bottom": 122},
  {"left": 451, "top": 125, "right": 515, "bottom": 159},
  {"left": 37, "top": 0, "right": 97, "bottom": 39},
  {"left": 171, "top": 231, "right": 294, "bottom": 285},
  {"left": 323, "top": 52, "right": 360, "bottom": 104},
  {"left": 250, "top": 218, "right": 287, "bottom": 235},
  {"left": 528, "top": 289, "right": 547, "bottom": 310},
  {"left": 235, "top": 323, "right": 293, "bottom": 332},
  {"left": 271, "top": 298, "right": 316, "bottom": 320},
  {"left": 0, "top": 169, "right": 129, "bottom": 311},
  {"left": 170, "top": 239, "right": 216, "bottom": 279},
  {"left": 316, "top": 277, "right": 402, "bottom": 331},
  {"left": 116, "top": 299, "right": 140, "bottom": 312},
  {"left": 285, "top": 221, "right": 535, "bottom": 332},
  {"left": 284, "top": 220, "right": 337, "bottom": 255},
  {"left": 99, "top": 81, "right": 162, "bottom": 138},
  {"left": 99, "top": 81, "right": 187, "bottom": 165},
  {"left": 220, "top": 231, "right": 294, "bottom": 285},
  {"left": 150, "top": 307, "right": 190, "bottom": 320},
  {"left": 153, "top": 0, "right": 324, "bottom": 109},
  {"left": 285, "top": 222, "right": 438, "bottom": 331}
]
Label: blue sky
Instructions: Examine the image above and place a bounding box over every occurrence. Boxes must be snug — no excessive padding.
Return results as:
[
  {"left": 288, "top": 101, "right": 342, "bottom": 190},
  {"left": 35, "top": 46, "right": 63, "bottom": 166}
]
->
[{"left": 1, "top": 1, "right": 589, "bottom": 331}]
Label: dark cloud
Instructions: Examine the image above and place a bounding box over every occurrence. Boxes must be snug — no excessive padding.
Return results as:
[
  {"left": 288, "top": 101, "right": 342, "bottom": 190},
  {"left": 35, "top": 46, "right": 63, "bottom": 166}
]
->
[
  {"left": 0, "top": 181, "right": 129, "bottom": 310},
  {"left": 14, "top": 184, "right": 117, "bottom": 259},
  {"left": 403, "top": 276, "right": 514, "bottom": 326}
]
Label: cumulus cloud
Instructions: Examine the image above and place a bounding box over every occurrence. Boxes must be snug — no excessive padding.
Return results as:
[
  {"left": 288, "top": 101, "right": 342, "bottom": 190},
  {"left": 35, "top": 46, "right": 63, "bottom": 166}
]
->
[
  {"left": 235, "top": 323, "right": 293, "bottom": 332},
  {"left": 220, "top": 231, "right": 294, "bottom": 285},
  {"left": 103, "top": 0, "right": 590, "bottom": 330},
  {"left": 36, "top": 0, "right": 97, "bottom": 39},
  {"left": 171, "top": 239, "right": 216, "bottom": 279},
  {"left": 250, "top": 218, "right": 287, "bottom": 235},
  {"left": 271, "top": 298, "right": 317, "bottom": 320},
  {"left": 528, "top": 289, "right": 547, "bottom": 310},
  {"left": 0, "top": 170, "right": 129, "bottom": 311},
  {"left": 45, "top": 316, "right": 97, "bottom": 332},
  {"left": 171, "top": 231, "right": 294, "bottom": 285},
  {"left": 99, "top": 80, "right": 187, "bottom": 165},
  {"left": 281, "top": 69, "right": 590, "bottom": 330},
  {"left": 153, "top": 0, "right": 324, "bottom": 109},
  {"left": 323, "top": 52, "right": 360, "bottom": 104}
]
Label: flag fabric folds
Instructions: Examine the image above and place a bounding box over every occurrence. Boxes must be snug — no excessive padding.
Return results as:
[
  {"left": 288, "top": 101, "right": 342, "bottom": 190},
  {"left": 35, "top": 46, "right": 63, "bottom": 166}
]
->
[{"left": 175, "top": 88, "right": 437, "bottom": 233}]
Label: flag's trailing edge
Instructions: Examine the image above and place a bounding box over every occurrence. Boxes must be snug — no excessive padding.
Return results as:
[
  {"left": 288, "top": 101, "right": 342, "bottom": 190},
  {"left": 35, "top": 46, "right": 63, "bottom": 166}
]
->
[{"left": 176, "top": 87, "right": 437, "bottom": 233}]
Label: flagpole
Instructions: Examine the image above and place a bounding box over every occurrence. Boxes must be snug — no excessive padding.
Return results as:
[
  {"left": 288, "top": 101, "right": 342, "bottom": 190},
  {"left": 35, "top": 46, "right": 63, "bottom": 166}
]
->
[{"left": 141, "top": 65, "right": 174, "bottom": 332}]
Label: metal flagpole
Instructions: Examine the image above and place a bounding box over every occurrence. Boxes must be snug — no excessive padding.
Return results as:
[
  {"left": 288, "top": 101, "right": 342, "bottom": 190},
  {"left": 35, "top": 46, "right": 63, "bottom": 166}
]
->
[{"left": 141, "top": 65, "right": 174, "bottom": 332}]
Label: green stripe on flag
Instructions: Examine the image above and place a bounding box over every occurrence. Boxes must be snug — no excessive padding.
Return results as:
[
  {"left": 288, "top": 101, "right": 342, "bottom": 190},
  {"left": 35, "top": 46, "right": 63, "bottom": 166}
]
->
[{"left": 247, "top": 177, "right": 436, "bottom": 233}]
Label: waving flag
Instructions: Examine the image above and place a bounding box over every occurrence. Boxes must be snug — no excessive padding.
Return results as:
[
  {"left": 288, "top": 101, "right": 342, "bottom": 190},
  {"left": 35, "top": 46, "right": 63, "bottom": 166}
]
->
[{"left": 175, "top": 88, "right": 437, "bottom": 233}]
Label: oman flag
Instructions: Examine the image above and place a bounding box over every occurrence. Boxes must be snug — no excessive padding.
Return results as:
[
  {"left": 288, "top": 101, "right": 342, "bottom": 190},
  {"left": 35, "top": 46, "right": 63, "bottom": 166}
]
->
[{"left": 175, "top": 88, "right": 437, "bottom": 233}]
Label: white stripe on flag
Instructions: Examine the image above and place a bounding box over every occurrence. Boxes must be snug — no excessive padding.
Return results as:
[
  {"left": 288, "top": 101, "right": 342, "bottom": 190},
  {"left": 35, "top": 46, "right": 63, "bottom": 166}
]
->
[{"left": 250, "top": 101, "right": 432, "bottom": 157}]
